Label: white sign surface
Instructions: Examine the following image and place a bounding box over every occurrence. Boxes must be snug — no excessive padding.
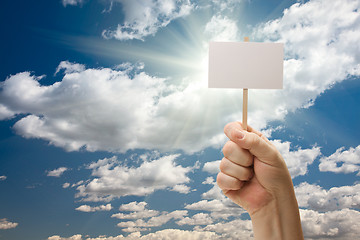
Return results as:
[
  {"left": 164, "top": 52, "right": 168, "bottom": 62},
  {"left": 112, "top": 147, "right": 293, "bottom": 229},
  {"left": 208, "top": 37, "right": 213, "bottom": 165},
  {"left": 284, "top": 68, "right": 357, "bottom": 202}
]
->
[{"left": 208, "top": 42, "right": 284, "bottom": 89}]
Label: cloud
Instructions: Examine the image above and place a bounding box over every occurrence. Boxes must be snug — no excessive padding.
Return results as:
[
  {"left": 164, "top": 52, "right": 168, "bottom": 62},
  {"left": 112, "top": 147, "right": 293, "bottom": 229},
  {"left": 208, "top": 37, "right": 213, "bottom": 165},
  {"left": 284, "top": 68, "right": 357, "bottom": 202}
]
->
[
  {"left": 253, "top": 0, "right": 360, "bottom": 111},
  {"left": 55, "top": 61, "right": 86, "bottom": 75},
  {"left": 62, "top": 0, "right": 84, "bottom": 7},
  {"left": 63, "top": 182, "right": 70, "bottom": 188},
  {"left": 75, "top": 154, "right": 193, "bottom": 202},
  {"left": 185, "top": 177, "right": 245, "bottom": 220},
  {"left": 171, "top": 184, "right": 191, "bottom": 194},
  {"left": 102, "top": 0, "right": 193, "bottom": 41},
  {"left": 176, "top": 213, "right": 213, "bottom": 226},
  {"left": 112, "top": 202, "right": 159, "bottom": 220},
  {"left": 295, "top": 182, "right": 360, "bottom": 211},
  {"left": 0, "top": 218, "right": 18, "bottom": 229},
  {"left": 1, "top": 0, "right": 360, "bottom": 154},
  {"left": 75, "top": 204, "right": 112, "bottom": 212},
  {"left": 48, "top": 235, "right": 83, "bottom": 240},
  {"left": 116, "top": 210, "right": 188, "bottom": 232},
  {"left": 47, "top": 167, "right": 68, "bottom": 177},
  {"left": 0, "top": 175, "right": 7, "bottom": 181},
  {"left": 271, "top": 140, "right": 321, "bottom": 178},
  {"left": 319, "top": 145, "right": 360, "bottom": 175},
  {"left": 300, "top": 208, "right": 360, "bottom": 240},
  {"left": 48, "top": 230, "right": 219, "bottom": 240},
  {"left": 203, "top": 161, "right": 220, "bottom": 174},
  {"left": 204, "top": 15, "right": 239, "bottom": 41},
  {"left": 195, "top": 219, "right": 253, "bottom": 240}
]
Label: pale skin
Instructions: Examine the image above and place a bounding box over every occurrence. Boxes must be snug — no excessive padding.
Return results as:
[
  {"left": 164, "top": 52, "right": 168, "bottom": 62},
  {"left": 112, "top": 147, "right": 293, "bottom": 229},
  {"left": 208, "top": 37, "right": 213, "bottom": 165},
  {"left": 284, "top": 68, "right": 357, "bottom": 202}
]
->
[{"left": 217, "top": 122, "right": 304, "bottom": 240}]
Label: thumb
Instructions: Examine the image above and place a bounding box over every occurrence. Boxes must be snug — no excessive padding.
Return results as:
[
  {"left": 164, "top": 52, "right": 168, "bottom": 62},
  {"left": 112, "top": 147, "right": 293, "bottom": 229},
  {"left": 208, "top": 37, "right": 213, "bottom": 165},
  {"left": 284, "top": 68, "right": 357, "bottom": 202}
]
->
[{"left": 224, "top": 122, "right": 282, "bottom": 167}]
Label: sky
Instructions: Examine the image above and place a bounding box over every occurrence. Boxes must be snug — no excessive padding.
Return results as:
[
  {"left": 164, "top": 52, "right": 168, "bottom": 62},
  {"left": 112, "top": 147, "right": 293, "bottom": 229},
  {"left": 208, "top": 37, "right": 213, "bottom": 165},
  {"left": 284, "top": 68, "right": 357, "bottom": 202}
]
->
[{"left": 0, "top": 0, "right": 360, "bottom": 239}]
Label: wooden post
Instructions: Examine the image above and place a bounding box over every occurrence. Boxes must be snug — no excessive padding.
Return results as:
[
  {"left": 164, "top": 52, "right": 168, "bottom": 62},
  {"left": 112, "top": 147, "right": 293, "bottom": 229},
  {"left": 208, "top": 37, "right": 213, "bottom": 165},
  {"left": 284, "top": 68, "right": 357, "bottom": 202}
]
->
[
  {"left": 243, "top": 88, "right": 248, "bottom": 131},
  {"left": 243, "top": 37, "right": 249, "bottom": 131}
]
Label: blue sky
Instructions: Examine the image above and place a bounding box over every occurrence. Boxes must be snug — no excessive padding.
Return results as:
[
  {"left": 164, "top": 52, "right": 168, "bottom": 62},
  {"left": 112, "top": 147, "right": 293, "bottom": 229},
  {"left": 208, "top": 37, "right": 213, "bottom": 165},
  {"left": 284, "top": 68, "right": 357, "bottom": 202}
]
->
[{"left": 1, "top": 0, "right": 360, "bottom": 239}]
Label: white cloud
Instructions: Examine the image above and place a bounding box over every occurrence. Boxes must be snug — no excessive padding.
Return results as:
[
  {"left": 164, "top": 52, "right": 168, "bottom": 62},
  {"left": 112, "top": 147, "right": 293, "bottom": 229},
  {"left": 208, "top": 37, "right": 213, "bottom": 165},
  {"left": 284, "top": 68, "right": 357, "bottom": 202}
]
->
[
  {"left": 47, "top": 167, "right": 68, "bottom": 177},
  {"left": 116, "top": 210, "right": 188, "bottom": 232},
  {"left": 295, "top": 182, "right": 360, "bottom": 211},
  {"left": 112, "top": 202, "right": 159, "bottom": 220},
  {"left": 75, "top": 154, "right": 193, "bottom": 202},
  {"left": 49, "top": 230, "right": 219, "bottom": 240},
  {"left": 63, "top": 182, "right": 70, "bottom": 188},
  {"left": 300, "top": 208, "right": 360, "bottom": 240},
  {"left": 253, "top": 0, "right": 360, "bottom": 111},
  {"left": 75, "top": 204, "right": 112, "bottom": 212},
  {"left": 176, "top": 213, "right": 213, "bottom": 226},
  {"left": 102, "top": 0, "right": 193, "bottom": 41},
  {"left": 171, "top": 184, "right": 191, "bottom": 194},
  {"left": 319, "top": 145, "right": 360, "bottom": 175},
  {"left": 195, "top": 219, "right": 253, "bottom": 240},
  {"left": 119, "top": 201, "right": 148, "bottom": 212},
  {"left": 185, "top": 176, "right": 245, "bottom": 220},
  {"left": 48, "top": 235, "right": 83, "bottom": 240},
  {"left": 0, "top": 175, "right": 7, "bottom": 181},
  {"left": 0, "top": 104, "right": 16, "bottom": 120},
  {"left": 55, "top": 61, "right": 86, "bottom": 75},
  {"left": 62, "top": 0, "right": 84, "bottom": 7},
  {"left": 203, "top": 160, "right": 220, "bottom": 174},
  {"left": 0, "top": 218, "right": 18, "bottom": 229},
  {"left": 1, "top": 0, "right": 360, "bottom": 155},
  {"left": 204, "top": 15, "right": 239, "bottom": 41},
  {"left": 271, "top": 140, "right": 321, "bottom": 178},
  {"left": 211, "top": 0, "right": 243, "bottom": 12}
]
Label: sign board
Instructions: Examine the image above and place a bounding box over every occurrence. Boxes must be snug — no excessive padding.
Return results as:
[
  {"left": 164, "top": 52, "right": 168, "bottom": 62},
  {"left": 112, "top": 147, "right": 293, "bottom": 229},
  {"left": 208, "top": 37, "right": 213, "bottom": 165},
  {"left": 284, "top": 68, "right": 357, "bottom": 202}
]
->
[{"left": 208, "top": 42, "right": 284, "bottom": 89}]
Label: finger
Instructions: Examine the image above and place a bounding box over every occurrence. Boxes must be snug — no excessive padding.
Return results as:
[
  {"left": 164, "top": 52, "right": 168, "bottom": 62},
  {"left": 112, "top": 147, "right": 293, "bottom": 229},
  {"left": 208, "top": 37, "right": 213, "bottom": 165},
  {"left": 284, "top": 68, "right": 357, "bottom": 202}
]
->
[
  {"left": 220, "top": 157, "right": 254, "bottom": 181},
  {"left": 224, "top": 122, "right": 281, "bottom": 167},
  {"left": 222, "top": 140, "right": 253, "bottom": 167},
  {"left": 217, "top": 172, "right": 244, "bottom": 191}
]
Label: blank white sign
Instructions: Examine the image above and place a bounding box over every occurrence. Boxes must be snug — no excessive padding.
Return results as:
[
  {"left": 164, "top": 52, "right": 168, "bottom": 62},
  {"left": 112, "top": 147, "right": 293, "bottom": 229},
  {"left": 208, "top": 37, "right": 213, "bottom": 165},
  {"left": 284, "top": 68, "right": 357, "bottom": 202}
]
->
[{"left": 208, "top": 42, "right": 284, "bottom": 89}]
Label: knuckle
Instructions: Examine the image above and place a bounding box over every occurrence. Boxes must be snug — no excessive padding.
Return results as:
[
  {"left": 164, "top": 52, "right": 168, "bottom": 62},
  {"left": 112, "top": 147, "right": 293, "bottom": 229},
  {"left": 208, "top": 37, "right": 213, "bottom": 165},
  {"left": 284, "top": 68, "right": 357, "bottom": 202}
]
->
[
  {"left": 219, "top": 158, "right": 228, "bottom": 172},
  {"left": 216, "top": 172, "right": 226, "bottom": 188},
  {"left": 222, "top": 141, "right": 233, "bottom": 157}
]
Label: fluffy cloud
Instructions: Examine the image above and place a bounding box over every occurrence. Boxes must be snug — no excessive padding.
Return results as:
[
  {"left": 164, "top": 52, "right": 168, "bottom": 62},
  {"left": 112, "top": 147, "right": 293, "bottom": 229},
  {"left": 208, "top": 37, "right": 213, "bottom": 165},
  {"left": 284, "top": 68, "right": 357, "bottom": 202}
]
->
[
  {"left": 271, "top": 140, "right": 321, "bottom": 178},
  {"left": 171, "top": 184, "right": 191, "bottom": 194},
  {"left": 1, "top": 0, "right": 360, "bottom": 155},
  {"left": 295, "top": 182, "right": 360, "bottom": 211},
  {"left": 195, "top": 219, "right": 253, "bottom": 240},
  {"left": 185, "top": 177, "right": 245, "bottom": 220},
  {"left": 176, "top": 213, "right": 213, "bottom": 226},
  {"left": 48, "top": 235, "right": 83, "bottom": 240},
  {"left": 204, "top": 15, "right": 239, "bottom": 41},
  {"left": 47, "top": 167, "right": 68, "bottom": 177},
  {"left": 75, "top": 154, "right": 193, "bottom": 201},
  {"left": 116, "top": 210, "right": 188, "bottom": 232},
  {"left": 48, "top": 230, "right": 219, "bottom": 240},
  {"left": 319, "top": 145, "right": 360, "bottom": 175},
  {"left": 102, "top": 0, "right": 193, "bottom": 41},
  {"left": 75, "top": 204, "right": 112, "bottom": 212},
  {"left": 112, "top": 202, "right": 159, "bottom": 220},
  {"left": 0, "top": 62, "right": 231, "bottom": 153},
  {"left": 61, "top": 0, "right": 84, "bottom": 7},
  {"left": 0, "top": 175, "right": 6, "bottom": 181},
  {"left": 0, "top": 218, "right": 18, "bottom": 229},
  {"left": 300, "top": 208, "right": 360, "bottom": 240},
  {"left": 203, "top": 161, "right": 221, "bottom": 174},
  {"left": 253, "top": 0, "right": 360, "bottom": 112}
]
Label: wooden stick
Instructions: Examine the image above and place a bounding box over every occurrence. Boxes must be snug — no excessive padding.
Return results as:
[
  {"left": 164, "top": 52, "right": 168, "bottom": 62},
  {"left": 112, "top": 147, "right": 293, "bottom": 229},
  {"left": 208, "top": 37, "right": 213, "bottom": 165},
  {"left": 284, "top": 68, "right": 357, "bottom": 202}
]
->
[
  {"left": 243, "top": 88, "right": 248, "bottom": 131},
  {"left": 243, "top": 37, "right": 249, "bottom": 131}
]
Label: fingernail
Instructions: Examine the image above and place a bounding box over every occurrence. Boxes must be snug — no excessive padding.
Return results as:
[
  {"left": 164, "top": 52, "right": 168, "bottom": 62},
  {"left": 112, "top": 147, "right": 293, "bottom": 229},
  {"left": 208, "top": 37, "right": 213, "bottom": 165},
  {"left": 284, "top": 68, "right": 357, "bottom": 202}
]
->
[{"left": 234, "top": 129, "right": 245, "bottom": 140}]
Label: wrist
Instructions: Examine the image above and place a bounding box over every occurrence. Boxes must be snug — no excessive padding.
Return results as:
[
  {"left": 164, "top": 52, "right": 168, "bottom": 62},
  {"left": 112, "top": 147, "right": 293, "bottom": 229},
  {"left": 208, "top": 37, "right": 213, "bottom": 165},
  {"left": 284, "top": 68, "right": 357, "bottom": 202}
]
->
[{"left": 249, "top": 189, "right": 303, "bottom": 240}]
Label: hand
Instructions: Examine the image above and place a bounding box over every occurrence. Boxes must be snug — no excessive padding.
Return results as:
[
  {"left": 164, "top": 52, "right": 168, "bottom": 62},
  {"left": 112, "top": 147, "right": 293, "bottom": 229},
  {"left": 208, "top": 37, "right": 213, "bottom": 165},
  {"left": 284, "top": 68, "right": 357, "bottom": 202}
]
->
[{"left": 217, "top": 122, "right": 303, "bottom": 239}]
